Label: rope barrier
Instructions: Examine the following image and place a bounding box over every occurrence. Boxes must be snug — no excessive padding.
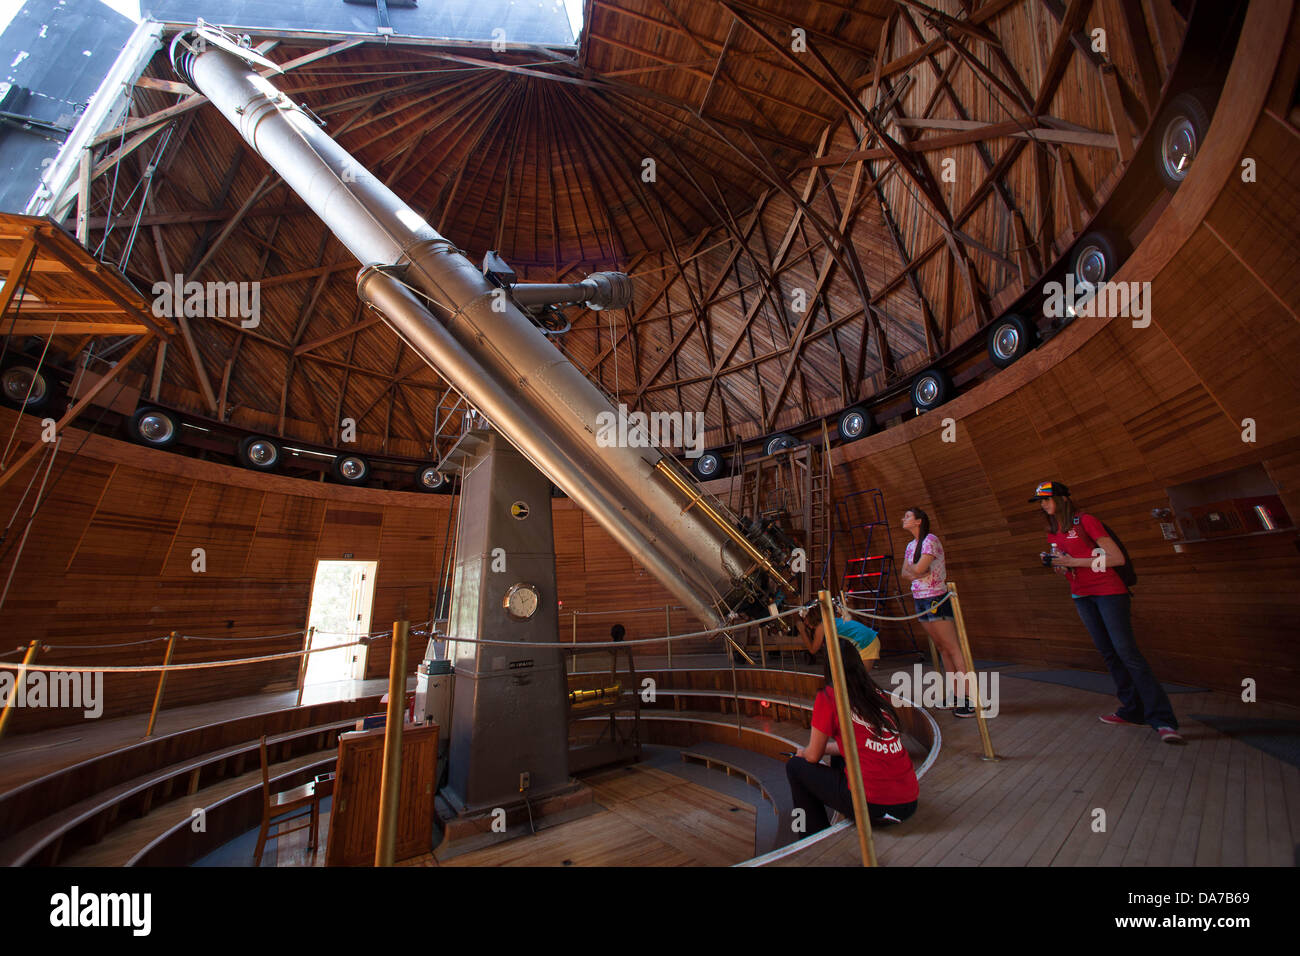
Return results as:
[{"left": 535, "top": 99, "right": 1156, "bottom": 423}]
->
[
  {"left": 0, "top": 636, "right": 371, "bottom": 675},
  {"left": 35, "top": 617, "right": 436, "bottom": 651},
  {"left": 840, "top": 592, "right": 953, "bottom": 623},
  {"left": 0, "top": 608, "right": 802, "bottom": 673},
  {"left": 494, "top": 605, "right": 805, "bottom": 650},
  {"left": 176, "top": 631, "right": 306, "bottom": 643},
  {"left": 39, "top": 636, "right": 169, "bottom": 651},
  {"left": 568, "top": 604, "right": 687, "bottom": 617}
]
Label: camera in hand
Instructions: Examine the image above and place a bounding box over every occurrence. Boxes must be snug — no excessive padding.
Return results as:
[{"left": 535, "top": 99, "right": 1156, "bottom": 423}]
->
[{"left": 1039, "top": 551, "right": 1054, "bottom": 568}]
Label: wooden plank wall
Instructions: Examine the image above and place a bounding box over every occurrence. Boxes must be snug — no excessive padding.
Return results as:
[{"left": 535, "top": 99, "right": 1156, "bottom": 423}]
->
[
  {"left": 0, "top": 416, "right": 452, "bottom": 734},
  {"left": 0, "top": 416, "right": 680, "bottom": 735},
  {"left": 831, "top": 51, "right": 1300, "bottom": 705}
]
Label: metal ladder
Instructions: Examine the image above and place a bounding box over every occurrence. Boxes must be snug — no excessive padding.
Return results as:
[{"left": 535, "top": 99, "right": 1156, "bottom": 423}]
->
[{"left": 839, "top": 488, "right": 921, "bottom": 657}]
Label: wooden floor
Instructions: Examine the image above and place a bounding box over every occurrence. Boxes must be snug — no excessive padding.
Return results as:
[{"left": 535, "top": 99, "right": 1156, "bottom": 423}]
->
[
  {"left": 8, "top": 657, "right": 1298, "bottom": 867},
  {"left": 399, "top": 765, "right": 758, "bottom": 867},
  {"left": 767, "top": 667, "right": 1300, "bottom": 867}
]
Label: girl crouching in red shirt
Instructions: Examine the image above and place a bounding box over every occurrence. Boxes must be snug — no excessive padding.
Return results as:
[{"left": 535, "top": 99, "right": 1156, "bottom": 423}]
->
[{"left": 785, "top": 637, "right": 919, "bottom": 834}]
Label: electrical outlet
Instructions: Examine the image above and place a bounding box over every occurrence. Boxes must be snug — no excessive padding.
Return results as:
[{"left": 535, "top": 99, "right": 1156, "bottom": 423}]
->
[{"left": 519, "top": 771, "right": 530, "bottom": 791}]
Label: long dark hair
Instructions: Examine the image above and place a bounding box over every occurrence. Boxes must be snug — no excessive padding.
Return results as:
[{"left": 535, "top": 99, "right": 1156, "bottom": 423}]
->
[
  {"left": 822, "top": 637, "right": 901, "bottom": 738},
  {"left": 1041, "top": 495, "right": 1077, "bottom": 534},
  {"left": 905, "top": 506, "right": 930, "bottom": 561}
]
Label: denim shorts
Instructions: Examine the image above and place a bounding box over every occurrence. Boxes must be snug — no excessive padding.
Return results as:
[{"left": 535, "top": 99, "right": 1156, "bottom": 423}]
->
[{"left": 915, "top": 595, "right": 954, "bottom": 622}]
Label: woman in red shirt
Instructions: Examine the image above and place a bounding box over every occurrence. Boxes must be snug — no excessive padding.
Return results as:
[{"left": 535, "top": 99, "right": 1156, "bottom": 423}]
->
[
  {"left": 785, "top": 637, "right": 919, "bottom": 834},
  {"left": 1032, "top": 481, "right": 1183, "bottom": 744}
]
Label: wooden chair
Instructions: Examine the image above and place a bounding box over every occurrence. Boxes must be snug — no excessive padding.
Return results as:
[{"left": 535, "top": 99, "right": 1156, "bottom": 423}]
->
[{"left": 253, "top": 735, "right": 320, "bottom": 866}]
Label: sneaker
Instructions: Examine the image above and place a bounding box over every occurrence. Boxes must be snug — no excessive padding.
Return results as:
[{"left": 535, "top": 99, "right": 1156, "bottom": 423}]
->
[
  {"left": 954, "top": 703, "right": 976, "bottom": 718},
  {"left": 1099, "top": 713, "right": 1141, "bottom": 725},
  {"left": 1157, "top": 727, "right": 1185, "bottom": 745}
]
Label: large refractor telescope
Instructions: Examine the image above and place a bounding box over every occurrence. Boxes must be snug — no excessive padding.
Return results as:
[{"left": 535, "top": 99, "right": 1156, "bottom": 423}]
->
[{"left": 170, "top": 25, "right": 799, "bottom": 629}]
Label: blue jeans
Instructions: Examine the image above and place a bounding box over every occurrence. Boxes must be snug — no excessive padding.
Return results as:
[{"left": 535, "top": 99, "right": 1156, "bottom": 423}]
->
[{"left": 1072, "top": 594, "right": 1177, "bottom": 730}]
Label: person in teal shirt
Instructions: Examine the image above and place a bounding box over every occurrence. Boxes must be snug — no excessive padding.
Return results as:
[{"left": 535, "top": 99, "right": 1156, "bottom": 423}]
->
[{"left": 796, "top": 606, "right": 881, "bottom": 671}]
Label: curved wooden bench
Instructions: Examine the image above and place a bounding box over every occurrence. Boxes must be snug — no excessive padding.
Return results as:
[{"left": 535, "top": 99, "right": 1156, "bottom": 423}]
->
[
  {"left": 0, "top": 719, "right": 355, "bottom": 866},
  {"left": 574, "top": 699, "right": 936, "bottom": 768},
  {"left": 0, "top": 695, "right": 381, "bottom": 842},
  {"left": 127, "top": 757, "right": 336, "bottom": 867}
]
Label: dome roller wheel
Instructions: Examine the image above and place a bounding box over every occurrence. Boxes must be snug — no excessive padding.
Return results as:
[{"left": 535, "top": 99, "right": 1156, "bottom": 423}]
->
[
  {"left": 837, "top": 406, "right": 872, "bottom": 442},
  {"left": 910, "top": 368, "right": 952, "bottom": 413},
  {"left": 332, "top": 453, "right": 370, "bottom": 485},
  {"left": 1154, "top": 90, "right": 1212, "bottom": 192},
  {"left": 1070, "top": 230, "right": 1128, "bottom": 299},
  {"left": 238, "top": 435, "right": 282, "bottom": 472},
  {"left": 692, "top": 451, "right": 726, "bottom": 480},
  {"left": 0, "top": 364, "right": 49, "bottom": 410},
  {"left": 417, "top": 465, "right": 450, "bottom": 493},
  {"left": 763, "top": 433, "right": 798, "bottom": 457},
  {"left": 129, "top": 407, "right": 181, "bottom": 447},
  {"left": 986, "top": 314, "right": 1037, "bottom": 369}
]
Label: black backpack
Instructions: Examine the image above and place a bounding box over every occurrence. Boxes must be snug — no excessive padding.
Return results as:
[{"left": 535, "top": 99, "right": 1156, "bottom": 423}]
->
[{"left": 1073, "top": 514, "right": 1137, "bottom": 589}]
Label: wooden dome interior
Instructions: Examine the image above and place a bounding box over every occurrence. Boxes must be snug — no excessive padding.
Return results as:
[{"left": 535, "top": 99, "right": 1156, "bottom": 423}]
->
[{"left": 66, "top": 0, "right": 1177, "bottom": 458}]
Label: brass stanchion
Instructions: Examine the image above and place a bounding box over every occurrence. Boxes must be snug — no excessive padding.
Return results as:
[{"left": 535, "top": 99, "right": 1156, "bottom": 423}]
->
[
  {"left": 0, "top": 640, "right": 40, "bottom": 742},
  {"left": 723, "top": 632, "right": 756, "bottom": 666},
  {"left": 818, "top": 591, "right": 877, "bottom": 867},
  {"left": 375, "top": 620, "right": 409, "bottom": 866},
  {"left": 295, "top": 626, "right": 314, "bottom": 707},
  {"left": 145, "top": 632, "right": 178, "bottom": 737},
  {"left": 946, "top": 583, "right": 999, "bottom": 761},
  {"left": 664, "top": 605, "right": 672, "bottom": 669}
]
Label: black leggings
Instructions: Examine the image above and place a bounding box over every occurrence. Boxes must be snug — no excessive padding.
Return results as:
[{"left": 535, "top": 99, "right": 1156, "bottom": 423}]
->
[{"left": 785, "top": 755, "right": 917, "bottom": 835}]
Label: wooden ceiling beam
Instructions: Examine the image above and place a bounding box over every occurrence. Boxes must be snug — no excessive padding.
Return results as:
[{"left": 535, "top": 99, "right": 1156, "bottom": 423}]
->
[
  {"left": 690, "top": 126, "right": 833, "bottom": 399},
  {"left": 1038, "top": 0, "right": 1147, "bottom": 129},
  {"left": 710, "top": 0, "right": 883, "bottom": 65},
  {"left": 586, "top": 231, "right": 712, "bottom": 370},
  {"left": 91, "top": 41, "right": 280, "bottom": 147},
  {"left": 1109, "top": 0, "right": 1163, "bottom": 113},
  {"left": 3, "top": 320, "right": 149, "bottom": 336},
  {"left": 890, "top": 0, "right": 1002, "bottom": 47},
  {"left": 189, "top": 172, "right": 277, "bottom": 282},
  {"left": 589, "top": 32, "right": 833, "bottom": 124},
  {"left": 849, "top": 0, "right": 1020, "bottom": 87}
]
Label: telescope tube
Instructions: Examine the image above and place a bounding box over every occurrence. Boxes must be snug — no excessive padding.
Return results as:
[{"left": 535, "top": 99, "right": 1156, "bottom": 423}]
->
[{"left": 171, "top": 27, "right": 793, "bottom": 628}]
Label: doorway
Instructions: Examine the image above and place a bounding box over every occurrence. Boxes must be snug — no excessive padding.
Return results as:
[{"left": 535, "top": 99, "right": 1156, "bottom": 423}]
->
[{"left": 303, "top": 560, "right": 377, "bottom": 687}]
